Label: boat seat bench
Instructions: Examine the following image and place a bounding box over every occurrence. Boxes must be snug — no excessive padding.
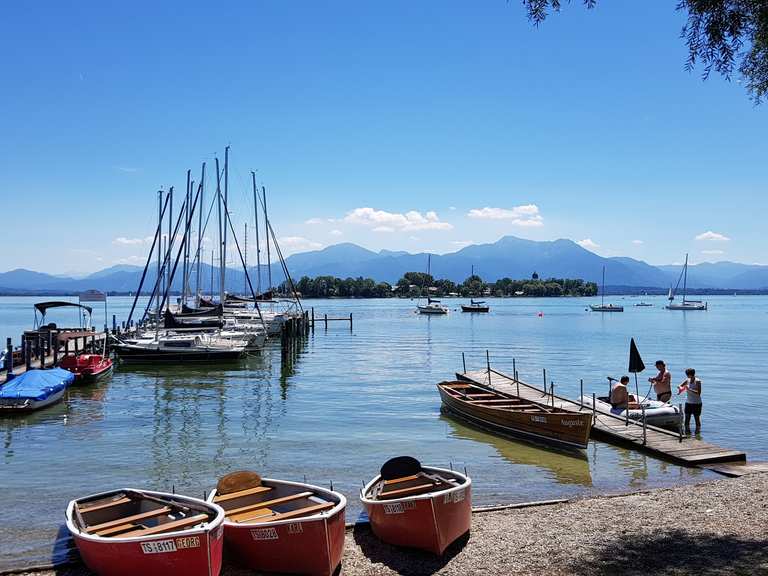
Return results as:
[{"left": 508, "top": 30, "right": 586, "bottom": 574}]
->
[
  {"left": 79, "top": 497, "right": 131, "bottom": 514},
  {"left": 119, "top": 513, "right": 210, "bottom": 538},
  {"left": 226, "top": 491, "right": 315, "bottom": 520},
  {"left": 88, "top": 506, "right": 172, "bottom": 535},
  {"left": 214, "top": 485, "right": 272, "bottom": 503},
  {"left": 244, "top": 502, "right": 335, "bottom": 524}
]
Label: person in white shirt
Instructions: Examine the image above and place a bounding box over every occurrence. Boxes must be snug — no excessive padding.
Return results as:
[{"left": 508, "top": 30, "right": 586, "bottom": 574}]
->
[{"left": 678, "top": 368, "right": 703, "bottom": 434}]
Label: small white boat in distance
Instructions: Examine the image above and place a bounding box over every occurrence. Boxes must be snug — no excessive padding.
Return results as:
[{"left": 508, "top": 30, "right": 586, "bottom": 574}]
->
[
  {"left": 666, "top": 254, "right": 707, "bottom": 310},
  {"left": 417, "top": 298, "right": 448, "bottom": 315},
  {"left": 590, "top": 266, "right": 623, "bottom": 312}
]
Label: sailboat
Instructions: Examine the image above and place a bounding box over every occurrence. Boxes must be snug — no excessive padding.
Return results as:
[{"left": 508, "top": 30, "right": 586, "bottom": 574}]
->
[
  {"left": 666, "top": 254, "right": 707, "bottom": 310},
  {"left": 461, "top": 265, "right": 490, "bottom": 312},
  {"left": 417, "top": 254, "right": 448, "bottom": 315},
  {"left": 589, "top": 266, "right": 624, "bottom": 312}
]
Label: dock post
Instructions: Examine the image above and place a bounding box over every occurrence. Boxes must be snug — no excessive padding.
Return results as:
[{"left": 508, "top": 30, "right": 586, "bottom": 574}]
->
[
  {"left": 679, "top": 403, "right": 684, "bottom": 442},
  {"left": 642, "top": 405, "right": 647, "bottom": 445},
  {"left": 39, "top": 336, "right": 45, "bottom": 369},
  {"left": 20, "top": 334, "right": 26, "bottom": 365},
  {"left": 486, "top": 350, "right": 491, "bottom": 383},
  {"left": 324, "top": 313, "right": 328, "bottom": 330},
  {"left": 542, "top": 368, "right": 547, "bottom": 393},
  {"left": 550, "top": 382, "right": 555, "bottom": 407},
  {"left": 5, "top": 337, "right": 12, "bottom": 375},
  {"left": 462, "top": 352, "right": 466, "bottom": 374},
  {"left": 25, "top": 339, "right": 32, "bottom": 370},
  {"left": 592, "top": 392, "right": 596, "bottom": 424},
  {"left": 112, "top": 314, "right": 117, "bottom": 333},
  {"left": 512, "top": 358, "right": 516, "bottom": 380},
  {"left": 579, "top": 379, "right": 584, "bottom": 410},
  {"left": 349, "top": 312, "right": 353, "bottom": 330},
  {"left": 516, "top": 378, "right": 520, "bottom": 398},
  {"left": 625, "top": 401, "right": 629, "bottom": 427}
]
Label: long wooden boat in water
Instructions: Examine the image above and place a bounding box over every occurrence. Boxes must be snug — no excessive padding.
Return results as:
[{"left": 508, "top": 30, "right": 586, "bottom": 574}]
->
[
  {"left": 66, "top": 488, "right": 225, "bottom": 576},
  {"left": 437, "top": 380, "right": 593, "bottom": 450},
  {"left": 360, "top": 456, "right": 471, "bottom": 555},
  {"left": 208, "top": 471, "right": 346, "bottom": 576}
]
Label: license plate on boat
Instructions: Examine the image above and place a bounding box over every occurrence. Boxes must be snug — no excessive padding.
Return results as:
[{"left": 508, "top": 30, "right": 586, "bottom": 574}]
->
[{"left": 141, "top": 540, "right": 177, "bottom": 554}]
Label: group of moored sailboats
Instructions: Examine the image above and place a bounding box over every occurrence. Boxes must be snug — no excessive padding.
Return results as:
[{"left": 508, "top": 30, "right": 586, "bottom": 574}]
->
[{"left": 111, "top": 147, "right": 303, "bottom": 363}]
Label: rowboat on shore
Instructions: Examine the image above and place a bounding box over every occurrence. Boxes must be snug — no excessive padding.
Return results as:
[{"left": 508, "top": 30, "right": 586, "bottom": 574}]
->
[
  {"left": 208, "top": 471, "right": 346, "bottom": 576},
  {"left": 437, "top": 380, "right": 593, "bottom": 450},
  {"left": 66, "top": 488, "right": 225, "bottom": 576},
  {"left": 0, "top": 368, "right": 74, "bottom": 413},
  {"left": 59, "top": 354, "right": 114, "bottom": 384},
  {"left": 360, "top": 456, "right": 471, "bottom": 555}
]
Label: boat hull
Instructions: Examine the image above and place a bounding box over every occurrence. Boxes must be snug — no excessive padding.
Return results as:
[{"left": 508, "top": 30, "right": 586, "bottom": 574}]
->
[
  {"left": 0, "top": 387, "right": 65, "bottom": 412},
  {"left": 113, "top": 346, "right": 244, "bottom": 363},
  {"left": 460, "top": 306, "right": 489, "bottom": 313},
  {"left": 210, "top": 479, "right": 346, "bottom": 576},
  {"left": 361, "top": 467, "right": 471, "bottom": 555},
  {"left": 67, "top": 490, "right": 225, "bottom": 576},
  {"left": 417, "top": 306, "right": 448, "bottom": 315},
  {"left": 579, "top": 395, "right": 681, "bottom": 429},
  {"left": 589, "top": 305, "right": 624, "bottom": 312},
  {"left": 438, "top": 385, "right": 592, "bottom": 450}
]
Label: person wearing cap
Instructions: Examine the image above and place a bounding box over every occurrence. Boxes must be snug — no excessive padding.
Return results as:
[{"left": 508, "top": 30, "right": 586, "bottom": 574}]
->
[{"left": 649, "top": 360, "right": 672, "bottom": 402}]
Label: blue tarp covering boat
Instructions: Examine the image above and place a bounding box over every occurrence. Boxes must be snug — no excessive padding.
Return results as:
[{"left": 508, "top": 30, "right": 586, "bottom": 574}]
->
[{"left": 0, "top": 368, "right": 74, "bottom": 412}]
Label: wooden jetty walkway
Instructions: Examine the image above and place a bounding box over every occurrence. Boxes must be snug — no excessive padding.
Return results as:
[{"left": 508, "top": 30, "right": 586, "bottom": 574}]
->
[{"left": 460, "top": 368, "right": 746, "bottom": 467}]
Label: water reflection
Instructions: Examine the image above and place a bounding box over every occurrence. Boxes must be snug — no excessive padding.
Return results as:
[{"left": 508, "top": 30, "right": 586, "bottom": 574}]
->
[{"left": 440, "top": 414, "right": 593, "bottom": 486}]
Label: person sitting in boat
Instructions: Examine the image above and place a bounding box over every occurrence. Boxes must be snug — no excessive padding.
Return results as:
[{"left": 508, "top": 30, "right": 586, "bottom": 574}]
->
[
  {"left": 678, "top": 368, "right": 703, "bottom": 434},
  {"left": 610, "top": 376, "right": 639, "bottom": 410},
  {"left": 648, "top": 360, "right": 672, "bottom": 402}
]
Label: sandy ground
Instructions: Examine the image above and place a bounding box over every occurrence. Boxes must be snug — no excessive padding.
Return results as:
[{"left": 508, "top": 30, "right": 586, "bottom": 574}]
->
[{"left": 9, "top": 472, "right": 768, "bottom": 576}]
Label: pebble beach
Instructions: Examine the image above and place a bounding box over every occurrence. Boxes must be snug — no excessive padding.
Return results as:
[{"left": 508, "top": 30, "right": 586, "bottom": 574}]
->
[{"left": 11, "top": 472, "right": 767, "bottom": 576}]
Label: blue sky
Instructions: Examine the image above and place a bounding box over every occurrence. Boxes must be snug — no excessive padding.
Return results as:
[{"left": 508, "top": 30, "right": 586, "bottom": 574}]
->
[{"left": 1, "top": 1, "right": 765, "bottom": 275}]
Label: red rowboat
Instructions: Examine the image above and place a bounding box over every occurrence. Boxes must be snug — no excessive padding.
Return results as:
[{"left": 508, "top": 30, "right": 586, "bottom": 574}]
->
[
  {"left": 208, "top": 471, "right": 346, "bottom": 576},
  {"left": 66, "top": 488, "right": 225, "bottom": 576},
  {"left": 59, "top": 354, "right": 114, "bottom": 383},
  {"left": 360, "top": 456, "right": 471, "bottom": 555}
]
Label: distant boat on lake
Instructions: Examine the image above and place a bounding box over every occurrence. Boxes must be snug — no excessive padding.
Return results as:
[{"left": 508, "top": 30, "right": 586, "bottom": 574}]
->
[
  {"left": 666, "top": 254, "right": 707, "bottom": 311},
  {"left": 590, "top": 266, "right": 624, "bottom": 312},
  {"left": 417, "top": 255, "right": 447, "bottom": 315}
]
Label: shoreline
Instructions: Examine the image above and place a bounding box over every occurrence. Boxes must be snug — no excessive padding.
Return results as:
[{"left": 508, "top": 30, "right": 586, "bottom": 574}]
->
[{"left": 7, "top": 472, "right": 767, "bottom": 576}]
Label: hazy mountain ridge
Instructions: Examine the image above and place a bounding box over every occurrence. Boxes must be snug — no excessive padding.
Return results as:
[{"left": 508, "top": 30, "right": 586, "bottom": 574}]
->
[{"left": 1, "top": 236, "right": 766, "bottom": 293}]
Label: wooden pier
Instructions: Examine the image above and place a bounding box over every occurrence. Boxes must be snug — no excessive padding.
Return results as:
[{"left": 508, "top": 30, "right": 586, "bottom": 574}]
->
[
  {"left": 1, "top": 330, "right": 109, "bottom": 385},
  {"left": 460, "top": 368, "right": 746, "bottom": 467}
]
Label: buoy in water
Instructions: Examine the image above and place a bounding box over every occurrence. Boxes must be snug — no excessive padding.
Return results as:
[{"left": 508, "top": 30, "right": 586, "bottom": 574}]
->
[{"left": 537, "top": 312, "right": 544, "bottom": 317}]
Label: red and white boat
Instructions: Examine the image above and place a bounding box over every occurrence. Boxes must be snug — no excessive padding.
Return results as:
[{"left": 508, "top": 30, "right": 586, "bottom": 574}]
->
[
  {"left": 59, "top": 353, "right": 114, "bottom": 384},
  {"left": 360, "top": 456, "right": 472, "bottom": 555},
  {"left": 207, "top": 471, "right": 346, "bottom": 576},
  {"left": 66, "top": 488, "right": 225, "bottom": 576}
]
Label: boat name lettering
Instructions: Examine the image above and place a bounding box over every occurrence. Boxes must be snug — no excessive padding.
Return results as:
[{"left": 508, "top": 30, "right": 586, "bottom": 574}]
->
[
  {"left": 530, "top": 416, "right": 547, "bottom": 424},
  {"left": 141, "top": 539, "right": 177, "bottom": 554},
  {"left": 287, "top": 522, "right": 304, "bottom": 535},
  {"left": 250, "top": 527, "right": 279, "bottom": 541},
  {"left": 561, "top": 419, "right": 584, "bottom": 427},
  {"left": 383, "top": 501, "right": 415, "bottom": 514},
  {"left": 444, "top": 489, "right": 466, "bottom": 504},
  {"left": 175, "top": 536, "right": 200, "bottom": 549}
]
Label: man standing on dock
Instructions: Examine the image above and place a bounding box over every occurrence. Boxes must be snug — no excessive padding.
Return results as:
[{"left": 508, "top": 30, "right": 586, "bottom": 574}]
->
[{"left": 649, "top": 360, "right": 672, "bottom": 402}]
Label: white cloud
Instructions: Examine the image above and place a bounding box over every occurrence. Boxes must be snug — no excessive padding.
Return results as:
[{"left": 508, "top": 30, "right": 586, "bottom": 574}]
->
[
  {"left": 343, "top": 207, "right": 453, "bottom": 231},
  {"left": 449, "top": 206, "right": 457, "bottom": 211},
  {"left": 113, "top": 236, "right": 146, "bottom": 246},
  {"left": 451, "top": 240, "right": 474, "bottom": 248},
  {"left": 467, "top": 205, "right": 543, "bottom": 227},
  {"left": 329, "top": 229, "right": 343, "bottom": 236},
  {"left": 305, "top": 217, "right": 323, "bottom": 225},
  {"left": 277, "top": 236, "right": 322, "bottom": 252},
  {"left": 577, "top": 238, "right": 600, "bottom": 250},
  {"left": 701, "top": 249, "right": 725, "bottom": 255},
  {"left": 695, "top": 231, "right": 730, "bottom": 242},
  {"left": 632, "top": 239, "right": 644, "bottom": 245}
]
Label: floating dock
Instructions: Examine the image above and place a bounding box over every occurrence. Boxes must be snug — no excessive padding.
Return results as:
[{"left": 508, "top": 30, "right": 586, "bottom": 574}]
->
[{"left": 460, "top": 368, "right": 746, "bottom": 467}]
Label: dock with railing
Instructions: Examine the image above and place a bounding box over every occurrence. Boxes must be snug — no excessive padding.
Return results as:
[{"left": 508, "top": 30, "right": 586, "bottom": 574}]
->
[{"left": 458, "top": 362, "right": 746, "bottom": 467}]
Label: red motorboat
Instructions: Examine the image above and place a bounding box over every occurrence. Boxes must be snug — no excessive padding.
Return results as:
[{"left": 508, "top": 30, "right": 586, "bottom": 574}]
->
[
  {"left": 360, "top": 456, "right": 472, "bottom": 555},
  {"left": 59, "top": 354, "right": 114, "bottom": 383},
  {"left": 66, "top": 488, "right": 225, "bottom": 576},
  {"left": 207, "top": 471, "right": 346, "bottom": 576}
]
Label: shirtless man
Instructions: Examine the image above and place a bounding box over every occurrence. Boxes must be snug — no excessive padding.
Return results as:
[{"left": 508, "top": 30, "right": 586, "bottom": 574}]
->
[
  {"left": 649, "top": 360, "right": 672, "bottom": 402},
  {"left": 610, "top": 376, "right": 639, "bottom": 410}
]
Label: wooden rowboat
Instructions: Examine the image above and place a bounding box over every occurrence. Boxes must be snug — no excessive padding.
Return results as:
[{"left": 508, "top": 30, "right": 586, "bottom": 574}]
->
[
  {"left": 360, "top": 456, "right": 471, "bottom": 555},
  {"left": 437, "top": 380, "right": 593, "bottom": 450},
  {"left": 66, "top": 488, "right": 225, "bottom": 576},
  {"left": 208, "top": 471, "right": 346, "bottom": 576}
]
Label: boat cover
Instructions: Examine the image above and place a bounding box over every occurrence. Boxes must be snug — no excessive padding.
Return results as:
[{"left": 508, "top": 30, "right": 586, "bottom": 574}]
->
[{"left": 0, "top": 368, "right": 74, "bottom": 400}]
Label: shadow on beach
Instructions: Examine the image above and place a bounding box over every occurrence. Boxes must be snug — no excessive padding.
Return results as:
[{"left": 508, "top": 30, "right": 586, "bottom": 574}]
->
[
  {"left": 352, "top": 522, "right": 470, "bottom": 575},
  {"left": 567, "top": 529, "right": 768, "bottom": 576}
]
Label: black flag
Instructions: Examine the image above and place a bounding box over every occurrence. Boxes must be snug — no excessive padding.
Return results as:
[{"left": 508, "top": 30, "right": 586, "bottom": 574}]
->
[{"left": 628, "top": 338, "right": 645, "bottom": 374}]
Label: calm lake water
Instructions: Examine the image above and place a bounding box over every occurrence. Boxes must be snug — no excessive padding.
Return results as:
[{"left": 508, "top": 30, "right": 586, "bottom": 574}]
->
[{"left": 1, "top": 295, "right": 767, "bottom": 570}]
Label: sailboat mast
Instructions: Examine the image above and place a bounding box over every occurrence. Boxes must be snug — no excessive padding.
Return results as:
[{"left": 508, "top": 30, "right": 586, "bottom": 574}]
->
[
  {"left": 683, "top": 253, "right": 689, "bottom": 303},
  {"left": 252, "top": 172, "right": 261, "bottom": 295},
  {"left": 601, "top": 266, "right": 605, "bottom": 307},
  {"left": 183, "top": 170, "right": 191, "bottom": 305},
  {"left": 222, "top": 146, "right": 229, "bottom": 296},
  {"left": 244, "top": 223, "right": 248, "bottom": 295},
  {"left": 216, "top": 157, "right": 224, "bottom": 302},
  {"left": 195, "top": 163, "right": 205, "bottom": 305},
  {"left": 156, "top": 190, "right": 163, "bottom": 319},
  {"left": 263, "top": 186, "right": 272, "bottom": 291}
]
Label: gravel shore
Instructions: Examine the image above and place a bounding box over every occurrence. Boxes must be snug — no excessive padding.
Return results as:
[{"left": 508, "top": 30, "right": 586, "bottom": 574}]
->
[{"left": 11, "top": 472, "right": 768, "bottom": 576}]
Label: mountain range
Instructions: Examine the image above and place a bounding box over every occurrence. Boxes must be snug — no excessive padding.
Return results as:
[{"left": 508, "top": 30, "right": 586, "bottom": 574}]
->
[{"left": 1, "top": 236, "right": 767, "bottom": 294}]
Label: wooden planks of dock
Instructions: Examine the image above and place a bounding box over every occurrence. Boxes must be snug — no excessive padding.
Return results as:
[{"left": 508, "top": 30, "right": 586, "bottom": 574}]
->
[{"left": 460, "top": 369, "right": 746, "bottom": 467}]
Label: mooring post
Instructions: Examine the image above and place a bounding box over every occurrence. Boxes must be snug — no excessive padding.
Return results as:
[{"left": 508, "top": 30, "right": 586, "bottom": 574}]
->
[
  {"left": 512, "top": 358, "right": 516, "bottom": 380},
  {"left": 486, "top": 349, "right": 491, "bottom": 382},
  {"left": 462, "top": 352, "right": 466, "bottom": 374},
  {"left": 542, "top": 368, "right": 547, "bottom": 393},
  {"left": 642, "top": 405, "right": 647, "bottom": 445},
  {"left": 516, "top": 378, "right": 520, "bottom": 398},
  {"left": 112, "top": 314, "right": 117, "bottom": 333},
  {"left": 580, "top": 379, "right": 584, "bottom": 410},
  {"left": 592, "top": 392, "right": 596, "bottom": 424},
  {"left": 5, "top": 337, "right": 12, "bottom": 375},
  {"left": 550, "top": 382, "right": 555, "bottom": 407},
  {"left": 679, "top": 403, "right": 684, "bottom": 442},
  {"left": 349, "top": 312, "right": 353, "bottom": 330},
  {"left": 625, "top": 401, "right": 629, "bottom": 427},
  {"left": 324, "top": 313, "right": 328, "bottom": 330}
]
